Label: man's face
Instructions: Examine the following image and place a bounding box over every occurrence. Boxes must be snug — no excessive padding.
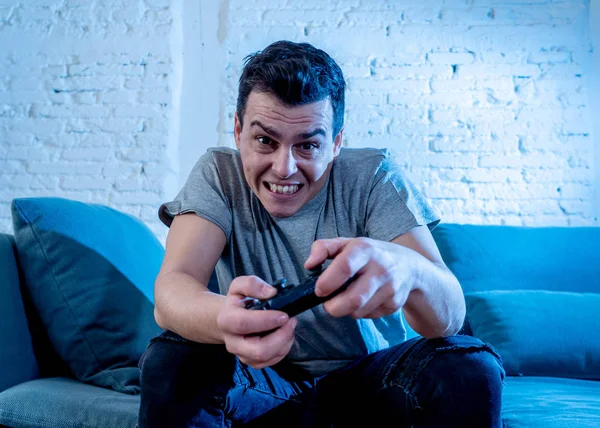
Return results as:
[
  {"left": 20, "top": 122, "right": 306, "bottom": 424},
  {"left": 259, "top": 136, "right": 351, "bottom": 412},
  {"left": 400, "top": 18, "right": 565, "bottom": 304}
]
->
[{"left": 234, "top": 91, "right": 343, "bottom": 218}]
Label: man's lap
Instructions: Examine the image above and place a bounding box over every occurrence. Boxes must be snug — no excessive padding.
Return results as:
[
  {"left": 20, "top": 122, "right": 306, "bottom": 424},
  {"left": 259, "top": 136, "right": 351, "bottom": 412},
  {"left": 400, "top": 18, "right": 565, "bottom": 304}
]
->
[{"left": 138, "top": 331, "right": 504, "bottom": 427}]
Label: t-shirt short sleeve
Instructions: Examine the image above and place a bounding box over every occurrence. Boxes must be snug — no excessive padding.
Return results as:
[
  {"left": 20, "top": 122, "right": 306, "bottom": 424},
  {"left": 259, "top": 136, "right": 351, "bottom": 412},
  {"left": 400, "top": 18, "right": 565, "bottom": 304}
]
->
[
  {"left": 158, "top": 150, "right": 232, "bottom": 239},
  {"left": 365, "top": 153, "right": 440, "bottom": 242}
]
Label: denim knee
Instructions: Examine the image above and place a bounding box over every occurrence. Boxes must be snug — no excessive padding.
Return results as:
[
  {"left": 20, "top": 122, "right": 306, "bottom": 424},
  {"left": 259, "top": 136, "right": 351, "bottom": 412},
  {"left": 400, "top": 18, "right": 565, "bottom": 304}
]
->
[
  {"left": 393, "top": 335, "right": 506, "bottom": 428},
  {"left": 138, "top": 330, "right": 235, "bottom": 428}
]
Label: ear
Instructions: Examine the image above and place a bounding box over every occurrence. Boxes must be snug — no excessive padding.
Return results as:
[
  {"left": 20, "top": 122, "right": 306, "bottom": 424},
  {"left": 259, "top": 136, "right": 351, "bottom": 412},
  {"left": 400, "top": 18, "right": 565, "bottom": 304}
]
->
[
  {"left": 332, "top": 127, "right": 343, "bottom": 157},
  {"left": 234, "top": 112, "right": 242, "bottom": 150}
]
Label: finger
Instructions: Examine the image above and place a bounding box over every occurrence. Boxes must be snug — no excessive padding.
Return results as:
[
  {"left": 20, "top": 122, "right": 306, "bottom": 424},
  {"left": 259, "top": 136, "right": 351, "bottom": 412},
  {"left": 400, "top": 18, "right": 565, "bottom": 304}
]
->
[
  {"left": 361, "top": 305, "right": 397, "bottom": 319},
  {"left": 237, "top": 317, "right": 298, "bottom": 368},
  {"left": 229, "top": 276, "right": 278, "bottom": 301},
  {"left": 304, "top": 238, "right": 352, "bottom": 270},
  {"left": 219, "top": 307, "right": 289, "bottom": 335},
  {"left": 323, "top": 273, "right": 381, "bottom": 317},
  {"left": 350, "top": 282, "right": 395, "bottom": 319},
  {"left": 315, "top": 240, "right": 372, "bottom": 297}
]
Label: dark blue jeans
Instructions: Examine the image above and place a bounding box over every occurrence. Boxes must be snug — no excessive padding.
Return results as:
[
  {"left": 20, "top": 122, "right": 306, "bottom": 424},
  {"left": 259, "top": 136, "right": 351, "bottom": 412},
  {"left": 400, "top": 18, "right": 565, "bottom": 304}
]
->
[{"left": 138, "top": 331, "right": 505, "bottom": 427}]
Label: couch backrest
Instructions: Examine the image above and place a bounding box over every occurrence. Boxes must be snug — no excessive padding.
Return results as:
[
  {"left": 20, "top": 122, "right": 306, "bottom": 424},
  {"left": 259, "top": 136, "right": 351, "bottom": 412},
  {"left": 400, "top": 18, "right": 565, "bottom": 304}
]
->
[
  {"left": 432, "top": 224, "right": 600, "bottom": 294},
  {"left": 0, "top": 233, "right": 39, "bottom": 392}
]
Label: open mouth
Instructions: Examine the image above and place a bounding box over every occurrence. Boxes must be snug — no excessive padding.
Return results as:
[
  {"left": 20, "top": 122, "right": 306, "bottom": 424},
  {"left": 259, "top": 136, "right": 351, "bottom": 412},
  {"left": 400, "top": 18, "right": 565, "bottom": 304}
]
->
[{"left": 264, "top": 181, "right": 303, "bottom": 195}]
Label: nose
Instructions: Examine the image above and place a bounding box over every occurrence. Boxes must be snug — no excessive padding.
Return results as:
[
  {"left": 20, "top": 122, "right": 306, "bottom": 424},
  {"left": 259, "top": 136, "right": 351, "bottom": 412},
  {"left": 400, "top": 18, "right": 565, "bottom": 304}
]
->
[{"left": 272, "top": 148, "right": 298, "bottom": 178}]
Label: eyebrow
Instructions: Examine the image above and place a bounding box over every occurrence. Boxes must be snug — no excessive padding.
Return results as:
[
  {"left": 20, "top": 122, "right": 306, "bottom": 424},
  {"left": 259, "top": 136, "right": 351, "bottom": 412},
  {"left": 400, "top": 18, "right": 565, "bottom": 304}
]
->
[{"left": 249, "top": 120, "right": 326, "bottom": 140}]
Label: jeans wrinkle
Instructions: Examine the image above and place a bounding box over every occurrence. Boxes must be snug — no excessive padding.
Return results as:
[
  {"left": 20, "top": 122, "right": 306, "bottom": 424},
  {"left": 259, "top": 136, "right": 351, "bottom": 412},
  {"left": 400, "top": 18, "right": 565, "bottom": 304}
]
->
[
  {"left": 400, "top": 339, "right": 503, "bottom": 393},
  {"left": 381, "top": 337, "right": 426, "bottom": 388}
]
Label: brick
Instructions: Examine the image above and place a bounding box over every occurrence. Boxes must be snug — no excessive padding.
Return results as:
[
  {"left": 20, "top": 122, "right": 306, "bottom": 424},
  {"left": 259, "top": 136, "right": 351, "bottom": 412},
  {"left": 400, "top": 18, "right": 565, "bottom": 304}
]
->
[
  {"left": 463, "top": 168, "right": 523, "bottom": 183},
  {"left": 27, "top": 162, "right": 104, "bottom": 175},
  {"left": 539, "top": 64, "right": 583, "bottom": 79},
  {"left": 114, "top": 105, "right": 165, "bottom": 119},
  {"left": 410, "top": 153, "right": 478, "bottom": 168},
  {"left": 69, "top": 64, "right": 145, "bottom": 77},
  {"left": 50, "top": 76, "right": 124, "bottom": 92},
  {"left": 145, "top": 0, "right": 171, "bottom": 8},
  {"left": 425, "top": 182, "right": 471, "bottom": 199},
  {"left": 403, "top": 7, "right": 442, "bottom": 23},
  {"left": 427, "top": 52, "right": 475, "bottom": 65},
  {"left": 68, "top": 91, "right": 97, "bottom": 104},
  {"left": 493, "top": 5, "right": 586, "bottom": 26},
  {"left": 37, "top": 105, "right": 109, "bottom": 118},
  {"left": 102, "top": 163, "right": 140, "bottom": 177},
  {"left": 3, "top": 147, "right": 49, "bottom": 161},
  {"left": 145, "top": 62, "right": 172, "bottom": 75},
  {"left": 559, "top": 200, "right": 593, "bottom": 215},
  {"left": 61, "top": 177, "right": 113, "bottom": 190},
  {"left": 138, "top": 90, "right": 171, "bottom": 104},
  {"left": 111, "top": 6, "right": 143, "bottom": 22},
  {"left": 562, "top": 108, "right": 591, "bottom": 134},
  {"left": 4, "top": 118, "right": 63, "bottom": 135},
  {"left": 65, "top": 118, "right": 144, "bottom": 134},
  {"left": 347, "top": 78, "right": 429, "bottom": 92},
  {"left": 430, "top": 79, "right": 474, "bottom": 92},
  {"left": 429, "top": 135, "right": 518, "bottom": 153},
  {"left": 9, "top": 77, "right": 44, "bottom": 91},
  {"left": 471, "top": 183, "right": 561, "bottom": 200},
  {"left": 374, "top": 65, "right": 453, "bottom": 80},
  {"left": 458, "top": 64, "right": 541, "bottom": 79},
  {"left": 0, "top": 90, "right": 47, "bottom": 104},
  {"left": 345, "top": 92, "right": 386, "bottom": 106},
  {"left": 558, "top": 183, "right": 594, "bottom": 199},
  {"left": 60, "top": 148, "right": 111, "bottom": 161},
  {"left": 114, "top": 179, "right": 144, "bottom": 191},
  {"left": 111, "top": 191, "right": 162, "bottom": 205},
  {"left": 528, "top": 50, "right": 571, "bottom": 64},
  {"left": 119, "top": 147, "right": 164, "bottom": 162},
  {"left": 264, "top": 10, "right": 345, "bottom": 25}
]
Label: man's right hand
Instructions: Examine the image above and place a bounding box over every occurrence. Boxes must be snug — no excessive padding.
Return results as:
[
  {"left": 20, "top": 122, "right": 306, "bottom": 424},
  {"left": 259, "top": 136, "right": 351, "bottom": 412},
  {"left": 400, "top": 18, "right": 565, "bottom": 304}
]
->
[{"left": 216, "top": 276, "right": 297, "bottom": 369}]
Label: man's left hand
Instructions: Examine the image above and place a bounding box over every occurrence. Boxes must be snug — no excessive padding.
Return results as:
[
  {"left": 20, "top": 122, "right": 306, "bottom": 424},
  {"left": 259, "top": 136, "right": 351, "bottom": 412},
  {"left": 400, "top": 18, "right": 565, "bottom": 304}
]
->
[{"left": 304, "top": 237, "right": 418, "bottom": 319}]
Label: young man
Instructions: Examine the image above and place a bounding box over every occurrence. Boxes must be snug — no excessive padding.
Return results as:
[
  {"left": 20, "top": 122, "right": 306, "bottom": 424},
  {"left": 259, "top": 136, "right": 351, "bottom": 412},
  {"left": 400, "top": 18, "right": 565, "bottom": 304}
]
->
[{"left": 138, "top": 40, "right": 505, "bottom": 427}]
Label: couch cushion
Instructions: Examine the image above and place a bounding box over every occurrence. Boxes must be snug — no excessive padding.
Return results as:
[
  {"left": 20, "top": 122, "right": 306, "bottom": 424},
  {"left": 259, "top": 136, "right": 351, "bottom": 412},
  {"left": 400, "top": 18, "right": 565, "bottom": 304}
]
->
[
  {"left": 502, "top": 376, "right": 600, "bottom": 428},
  {"left": 11, "top": 197, "right": 164, "bottom": 394},
  {"left": 0, "top": 377, "right": 138, "bottom": 428},
  {"left": 465, "top": 290, "right": 600, "bottom": 380},
  {"left": 0, "top": 234, "right": 39, "bottom": 392},
  {"left": 432, "top": 224, "right": 600, "bottom": 294}
]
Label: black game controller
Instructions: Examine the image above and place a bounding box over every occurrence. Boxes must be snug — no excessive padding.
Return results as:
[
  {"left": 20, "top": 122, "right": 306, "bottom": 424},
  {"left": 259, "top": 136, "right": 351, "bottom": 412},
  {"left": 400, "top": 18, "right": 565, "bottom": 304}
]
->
[{"left": 245, "top": 265, "right": 356, "bottom": 318}]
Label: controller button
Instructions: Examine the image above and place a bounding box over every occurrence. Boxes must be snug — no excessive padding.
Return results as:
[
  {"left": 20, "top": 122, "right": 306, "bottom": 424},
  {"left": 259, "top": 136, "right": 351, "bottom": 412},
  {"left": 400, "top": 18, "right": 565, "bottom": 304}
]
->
[{"left": 272, "top": 279, "right": 289, "bottom": 292}]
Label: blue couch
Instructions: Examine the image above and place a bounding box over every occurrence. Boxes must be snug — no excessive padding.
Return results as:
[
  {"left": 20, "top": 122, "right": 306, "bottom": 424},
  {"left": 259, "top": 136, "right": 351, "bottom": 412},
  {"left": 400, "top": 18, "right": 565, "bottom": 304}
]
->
[{"left": 0, "top": 197, "right": 599, "bottom": 427}]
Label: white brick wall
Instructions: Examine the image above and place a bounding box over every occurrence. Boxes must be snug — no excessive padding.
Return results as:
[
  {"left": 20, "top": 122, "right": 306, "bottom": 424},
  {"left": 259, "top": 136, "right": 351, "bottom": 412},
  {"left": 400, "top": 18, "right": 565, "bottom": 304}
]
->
[
  {"left": 1, "top": 0, "right": 598, "bottom": 246},
  {"left": 0, "top": 0, "right": 176, "bottom": 239},
  {"left": 218, "top": 0, "right": 598, "bottom": 227}
]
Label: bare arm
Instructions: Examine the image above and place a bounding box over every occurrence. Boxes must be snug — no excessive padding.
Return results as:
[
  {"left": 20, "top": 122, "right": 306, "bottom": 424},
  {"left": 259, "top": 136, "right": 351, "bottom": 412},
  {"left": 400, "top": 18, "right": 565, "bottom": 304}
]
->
[
  {"left": 306, "top": 225, "right": 466, "bottom": 339},
  {"left": 154, "top": 213, "right": 297, "bottom": 367},
  {"left": 153, "top": 213, "right": 227, "bottom": 344},
  {"left": 392, "top": 226, "right": 466, "bottom": 338}
]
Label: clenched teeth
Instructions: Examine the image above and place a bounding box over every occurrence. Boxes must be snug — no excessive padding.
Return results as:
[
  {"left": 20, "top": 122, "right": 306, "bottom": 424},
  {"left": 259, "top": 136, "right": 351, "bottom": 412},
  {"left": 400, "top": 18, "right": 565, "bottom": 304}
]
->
[{"left": 267, "top": 182, "right": 300, "bottom": 195}]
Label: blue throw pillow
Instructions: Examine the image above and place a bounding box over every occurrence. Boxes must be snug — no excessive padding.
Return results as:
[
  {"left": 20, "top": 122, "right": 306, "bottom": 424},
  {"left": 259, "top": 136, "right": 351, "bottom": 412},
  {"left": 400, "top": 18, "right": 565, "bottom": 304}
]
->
[
  {"left": 465, "top": 290, "right": 600, "bottom": 380},
  {"left": 11, "top": 197, "right": 164, "bottom": 394}
]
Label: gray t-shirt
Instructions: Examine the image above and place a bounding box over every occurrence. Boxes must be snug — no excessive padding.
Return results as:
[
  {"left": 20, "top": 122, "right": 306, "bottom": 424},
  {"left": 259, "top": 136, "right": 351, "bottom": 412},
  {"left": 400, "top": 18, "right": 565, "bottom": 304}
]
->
[{"left": 159, "top": 146, "right": 440, "bottom": 376}]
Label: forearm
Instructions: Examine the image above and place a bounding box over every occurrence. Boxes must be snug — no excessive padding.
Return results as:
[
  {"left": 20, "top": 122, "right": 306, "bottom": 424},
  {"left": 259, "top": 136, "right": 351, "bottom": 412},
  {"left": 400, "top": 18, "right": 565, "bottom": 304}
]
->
[
  {"left": 403, "top": 252, "right": 466, "bottom": 338},
  {"left": 154, "top": 270, "right": 226, "bottom": 344}
]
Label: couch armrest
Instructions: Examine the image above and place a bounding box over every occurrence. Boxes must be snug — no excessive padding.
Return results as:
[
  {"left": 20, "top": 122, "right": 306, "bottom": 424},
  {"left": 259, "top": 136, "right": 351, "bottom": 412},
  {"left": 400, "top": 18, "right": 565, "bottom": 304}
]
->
[{"left": 0, "top": 233, "right": 39, "bottom": 392}]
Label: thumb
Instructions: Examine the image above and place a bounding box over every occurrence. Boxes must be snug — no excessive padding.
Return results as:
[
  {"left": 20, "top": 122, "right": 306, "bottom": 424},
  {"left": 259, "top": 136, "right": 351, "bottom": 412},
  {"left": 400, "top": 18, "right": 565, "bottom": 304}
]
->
[{"left": 229, "top": 276, "right": 278, "bottom": 300}]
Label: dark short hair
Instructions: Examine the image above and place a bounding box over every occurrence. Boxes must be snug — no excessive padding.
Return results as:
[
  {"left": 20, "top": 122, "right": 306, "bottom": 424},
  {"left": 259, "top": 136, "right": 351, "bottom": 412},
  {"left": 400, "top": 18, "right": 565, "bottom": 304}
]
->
[{"left": 236, "top": 40, "right": 346, "bottom": 138}]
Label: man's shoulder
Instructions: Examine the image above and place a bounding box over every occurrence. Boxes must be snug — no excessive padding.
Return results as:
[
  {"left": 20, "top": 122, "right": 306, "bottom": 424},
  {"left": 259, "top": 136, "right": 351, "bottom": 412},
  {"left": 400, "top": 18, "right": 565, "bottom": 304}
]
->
[
  {"left": 198, "top": 146, "right": 243, "bottom": 175},
  {"left": 336, "top": 147, "right": 391, "bottom": 171},
  {"left": 204, "top": 146, "right": 240, "bottom": 164}
]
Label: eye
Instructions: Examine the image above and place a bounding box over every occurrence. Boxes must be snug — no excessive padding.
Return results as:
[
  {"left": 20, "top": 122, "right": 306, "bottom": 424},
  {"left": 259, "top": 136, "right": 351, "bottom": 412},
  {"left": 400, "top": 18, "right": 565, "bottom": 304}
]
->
[
  {"left": 299, "top": 142, "right": 318, "bottom": 151},
  {"left": 257, "top": 136, "right": 273, "bottom": 145}
]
